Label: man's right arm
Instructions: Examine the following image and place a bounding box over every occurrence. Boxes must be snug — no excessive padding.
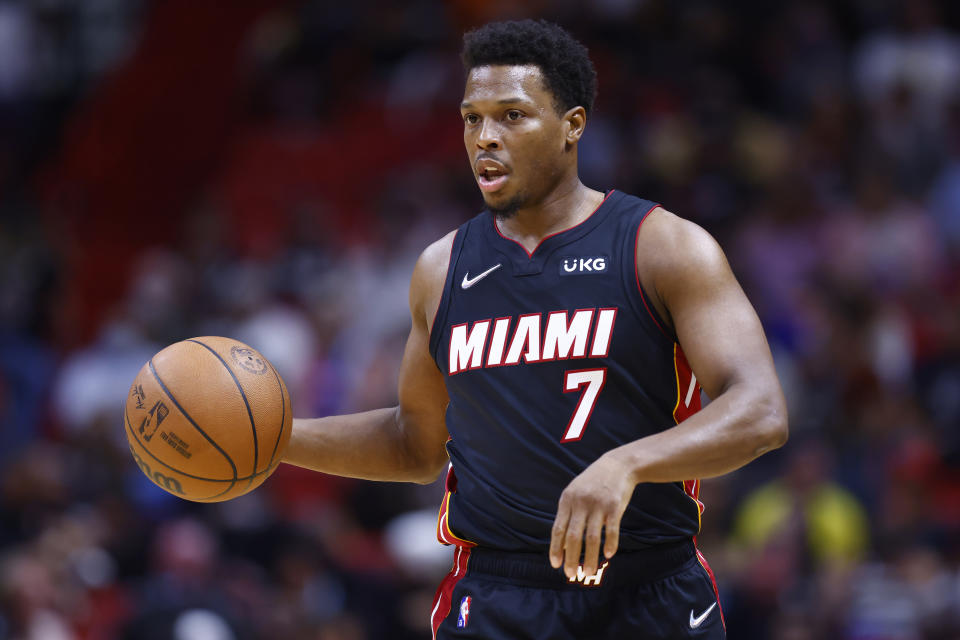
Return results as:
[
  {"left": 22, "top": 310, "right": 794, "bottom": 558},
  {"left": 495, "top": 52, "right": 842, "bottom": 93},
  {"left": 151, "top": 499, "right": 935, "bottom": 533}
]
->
[{"left": 281, "top": 232, "right": 456, "bottom": 485}]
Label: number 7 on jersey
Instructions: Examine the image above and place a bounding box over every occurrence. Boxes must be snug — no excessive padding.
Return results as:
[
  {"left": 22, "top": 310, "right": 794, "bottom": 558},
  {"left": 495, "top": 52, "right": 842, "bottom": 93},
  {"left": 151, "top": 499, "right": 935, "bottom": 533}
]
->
[{"left": 561, "top": 368, "right": 607, "bottom": 442}]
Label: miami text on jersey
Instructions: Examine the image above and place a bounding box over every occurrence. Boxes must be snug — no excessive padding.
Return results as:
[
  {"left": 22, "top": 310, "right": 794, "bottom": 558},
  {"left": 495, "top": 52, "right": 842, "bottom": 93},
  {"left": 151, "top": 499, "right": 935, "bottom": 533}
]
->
[{"left": 448, "top": 307, "right": 617, "bottom": 374}]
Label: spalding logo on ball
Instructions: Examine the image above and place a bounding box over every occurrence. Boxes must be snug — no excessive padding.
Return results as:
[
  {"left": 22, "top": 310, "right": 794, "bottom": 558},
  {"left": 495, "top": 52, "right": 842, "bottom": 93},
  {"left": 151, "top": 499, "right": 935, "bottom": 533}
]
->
[{"left": 124, "top": 337, "right": 292, "bottom": 502}]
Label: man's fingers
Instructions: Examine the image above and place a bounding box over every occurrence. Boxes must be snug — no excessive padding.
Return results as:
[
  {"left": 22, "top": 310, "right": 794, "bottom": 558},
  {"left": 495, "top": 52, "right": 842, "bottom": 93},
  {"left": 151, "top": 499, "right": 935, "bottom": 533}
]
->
[
  {"left": 603, "top": 511, "right": 622, "bottom": 559},
  {"left": 549, "top": 501, "right": 571, "bottom": 568},
  {"left": 563, "top": 513, "right": 586, "bottom": 579},
  {"left": 581, "top": 511, "right": 605, "bottom": 577}
]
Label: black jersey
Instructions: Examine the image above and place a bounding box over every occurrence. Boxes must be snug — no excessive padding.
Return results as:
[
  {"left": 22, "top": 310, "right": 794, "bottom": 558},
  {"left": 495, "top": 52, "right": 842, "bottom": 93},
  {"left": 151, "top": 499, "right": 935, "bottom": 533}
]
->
[{"left": 428, "top": 190, "right": 704, "bottom": 552}]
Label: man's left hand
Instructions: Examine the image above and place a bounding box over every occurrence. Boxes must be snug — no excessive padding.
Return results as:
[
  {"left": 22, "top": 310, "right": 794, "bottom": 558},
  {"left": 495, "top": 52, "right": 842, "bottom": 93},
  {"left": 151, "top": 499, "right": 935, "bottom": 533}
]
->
[{"left": 548, "top": 451, "right": 637, "bottom": 579}]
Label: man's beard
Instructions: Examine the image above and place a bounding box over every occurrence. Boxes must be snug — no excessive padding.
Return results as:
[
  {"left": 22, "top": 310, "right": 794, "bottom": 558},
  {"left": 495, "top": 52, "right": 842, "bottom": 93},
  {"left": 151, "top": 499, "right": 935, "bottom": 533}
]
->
[{"left": 486, "top": 193, "right": 526, "bottom": 220}]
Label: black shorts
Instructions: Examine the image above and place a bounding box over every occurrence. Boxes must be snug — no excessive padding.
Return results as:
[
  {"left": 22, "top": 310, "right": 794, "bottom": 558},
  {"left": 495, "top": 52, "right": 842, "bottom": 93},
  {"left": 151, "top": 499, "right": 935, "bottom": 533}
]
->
[{"left": 430, "top": 540, "right": 725, "bottom": 640}]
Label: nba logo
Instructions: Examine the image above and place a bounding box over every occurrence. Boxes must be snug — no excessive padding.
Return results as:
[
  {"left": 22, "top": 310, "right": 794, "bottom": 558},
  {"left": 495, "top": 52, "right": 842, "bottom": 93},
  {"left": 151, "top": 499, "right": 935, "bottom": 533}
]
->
[{"left": 457, "top": 595, "right": 472, "bottom": 628}]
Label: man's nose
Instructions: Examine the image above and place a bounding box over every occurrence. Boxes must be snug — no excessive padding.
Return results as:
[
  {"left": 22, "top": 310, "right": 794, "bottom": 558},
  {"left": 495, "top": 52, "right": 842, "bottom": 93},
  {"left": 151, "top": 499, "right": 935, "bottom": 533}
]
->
[{"left": 477, "top": 118, "right": 500, "bottom": 150}]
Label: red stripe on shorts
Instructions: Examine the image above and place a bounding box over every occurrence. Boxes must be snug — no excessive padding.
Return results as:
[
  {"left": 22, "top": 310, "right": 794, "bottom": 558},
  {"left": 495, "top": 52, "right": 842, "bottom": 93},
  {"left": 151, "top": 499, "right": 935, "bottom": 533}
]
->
[
  {"left": 430, "top": 545, "right": 471, "bottom": 640},
  {"left": 694, "top": 543, "right": 726, "bottom": 630}
]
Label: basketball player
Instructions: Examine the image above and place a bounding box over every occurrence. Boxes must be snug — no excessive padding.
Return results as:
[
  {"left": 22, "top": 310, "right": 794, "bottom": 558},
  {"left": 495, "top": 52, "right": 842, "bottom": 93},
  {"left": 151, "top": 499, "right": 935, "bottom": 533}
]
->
[{"left": 283, "top": 19, "right": 787, "bottom": 639}]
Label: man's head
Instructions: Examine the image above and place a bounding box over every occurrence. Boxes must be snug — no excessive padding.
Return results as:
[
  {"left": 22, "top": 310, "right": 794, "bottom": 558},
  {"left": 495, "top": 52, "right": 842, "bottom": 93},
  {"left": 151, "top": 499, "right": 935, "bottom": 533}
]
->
[{"left": 460, "top": 20, "right": 597, "bottom": 218}]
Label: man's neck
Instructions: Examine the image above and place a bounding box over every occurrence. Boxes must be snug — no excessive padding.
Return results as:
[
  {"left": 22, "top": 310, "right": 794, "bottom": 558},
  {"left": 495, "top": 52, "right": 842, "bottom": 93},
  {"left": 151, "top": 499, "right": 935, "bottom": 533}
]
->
[{"left": 495, "top": 181, "right": 605, "bottom": 254}]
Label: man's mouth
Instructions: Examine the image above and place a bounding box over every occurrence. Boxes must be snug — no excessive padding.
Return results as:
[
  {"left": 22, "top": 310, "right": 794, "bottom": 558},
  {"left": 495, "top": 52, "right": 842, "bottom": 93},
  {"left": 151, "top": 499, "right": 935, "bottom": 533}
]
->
[
  {"left": 478, "top": 168, "right": 508, "bottom": 192},
  {"left": 476, "top": 159, "right": 509, "bottom": 193}
]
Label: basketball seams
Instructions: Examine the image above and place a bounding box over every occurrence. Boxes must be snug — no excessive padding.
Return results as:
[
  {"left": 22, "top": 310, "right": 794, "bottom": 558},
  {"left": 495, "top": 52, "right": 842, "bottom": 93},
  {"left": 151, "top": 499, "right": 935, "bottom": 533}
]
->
[
  {"left": 186, "top": 339, "right": 259, "bottom": 492},
  {"left": 147, "top": 358, "right": 240, "bottom": 481},
  {"left": 264, "top": 366, "right": 287, "bottom": 473}
]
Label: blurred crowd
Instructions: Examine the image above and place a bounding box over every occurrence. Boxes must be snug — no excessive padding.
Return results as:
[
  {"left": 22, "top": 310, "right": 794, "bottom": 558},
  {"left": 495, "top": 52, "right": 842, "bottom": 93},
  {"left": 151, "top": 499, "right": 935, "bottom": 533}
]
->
[{"left": 1, "top": 0, "right": 959, "bottom": 639}]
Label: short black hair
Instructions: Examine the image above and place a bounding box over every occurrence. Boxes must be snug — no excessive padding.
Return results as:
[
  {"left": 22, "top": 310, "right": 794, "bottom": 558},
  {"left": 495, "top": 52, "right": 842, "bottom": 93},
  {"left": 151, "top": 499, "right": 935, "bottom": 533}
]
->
[{"left": 461, "top": 19, "right": 597, "bottom": 116}]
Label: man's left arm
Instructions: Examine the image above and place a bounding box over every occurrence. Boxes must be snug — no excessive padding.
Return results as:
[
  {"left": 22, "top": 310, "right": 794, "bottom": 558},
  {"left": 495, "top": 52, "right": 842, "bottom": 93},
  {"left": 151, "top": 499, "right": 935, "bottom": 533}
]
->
[{"left": 549, "top": 209, "right": 788, "bottom": 579}]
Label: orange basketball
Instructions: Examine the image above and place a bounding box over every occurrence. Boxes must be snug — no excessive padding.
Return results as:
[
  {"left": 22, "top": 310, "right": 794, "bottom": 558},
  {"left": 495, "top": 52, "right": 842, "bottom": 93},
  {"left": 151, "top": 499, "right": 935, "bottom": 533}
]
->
[{"left": 123, "top": 336, "right": 292, "bottom": 502}]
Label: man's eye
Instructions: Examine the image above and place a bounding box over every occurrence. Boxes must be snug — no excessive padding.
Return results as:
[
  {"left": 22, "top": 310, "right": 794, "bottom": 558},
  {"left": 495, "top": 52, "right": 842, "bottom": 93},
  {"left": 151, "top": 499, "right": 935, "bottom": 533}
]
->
[
  {"left": 507, "top": 110, "right": 523, "bottom": 121},
  {"left": 464, "top": 114, "right": 479, "bottom": 125}
]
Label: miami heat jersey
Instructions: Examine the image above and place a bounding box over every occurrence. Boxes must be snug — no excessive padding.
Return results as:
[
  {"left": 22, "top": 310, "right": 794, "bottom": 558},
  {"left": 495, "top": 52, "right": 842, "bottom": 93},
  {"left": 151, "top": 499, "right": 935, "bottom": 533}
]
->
[{"left": 428, "top": 190, "right": 704, "bottom": 551}]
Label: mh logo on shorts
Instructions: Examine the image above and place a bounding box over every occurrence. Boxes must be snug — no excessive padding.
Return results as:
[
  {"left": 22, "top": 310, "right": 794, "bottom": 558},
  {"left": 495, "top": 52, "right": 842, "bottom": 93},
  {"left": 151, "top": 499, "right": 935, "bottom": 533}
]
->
[
  {"left": 560, "top": 256, "right": 608, "bottom": 275},
  {"left": 457, "top": 595, "right": 471, "bottom": 628},
  {"left": 568, "top": 561, "right": 609, "bottom": 586}
]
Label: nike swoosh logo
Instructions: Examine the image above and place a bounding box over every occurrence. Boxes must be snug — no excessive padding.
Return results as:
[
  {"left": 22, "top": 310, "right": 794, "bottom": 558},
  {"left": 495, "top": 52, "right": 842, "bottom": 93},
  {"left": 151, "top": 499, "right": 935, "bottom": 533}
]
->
[
  {"left": 461, "top": 263, "right": 502, "bottom": 289},
  {"left": 689, "top": 602, "right": 717, "bottom": 629}
]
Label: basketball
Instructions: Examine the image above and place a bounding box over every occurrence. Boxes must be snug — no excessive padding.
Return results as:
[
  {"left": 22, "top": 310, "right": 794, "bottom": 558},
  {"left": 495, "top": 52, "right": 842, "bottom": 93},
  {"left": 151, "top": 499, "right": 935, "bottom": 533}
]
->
[{"left": 123, "top": 336, "right": 292, "bottom": 502}]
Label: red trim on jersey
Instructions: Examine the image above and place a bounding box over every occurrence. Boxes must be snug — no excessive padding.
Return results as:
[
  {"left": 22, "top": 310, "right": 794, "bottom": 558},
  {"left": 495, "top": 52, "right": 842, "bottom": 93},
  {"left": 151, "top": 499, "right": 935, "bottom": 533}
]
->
[
  {"left": 694, "top": 541, "right": 726, "bottom": 631},
  {"left": 633, "top": 204, "right": 670, "bottom": 339},
  {"left": 435, "top": 465, "right": 477, "bottom": 547},
  {"left": 672, "top": 343, "right": 702, "bottom": 423},
  {"left": 682, "top": 478, "right": 705, "bottom": 527},
  {"left": 430, "top": 545, "right": 472, "bottom": 639},
  {"left": 430, "top": 229, "right": 459, "bottom": 338},
  {"left": 674, "top": 344, "right": 705, "bottom": 527},
  {"left": 492, "top": 190, "right": 615, "bottom": 259}
]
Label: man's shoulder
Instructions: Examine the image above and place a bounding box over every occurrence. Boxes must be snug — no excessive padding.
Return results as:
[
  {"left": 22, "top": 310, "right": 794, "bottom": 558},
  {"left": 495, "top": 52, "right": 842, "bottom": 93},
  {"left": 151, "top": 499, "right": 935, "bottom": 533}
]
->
[
  {"left": 415, "top": 208, "right": 493, "bottom": 273},
  {"left": 409, "top": 228, "right": 461, "bottom": 325},
  {"left": 413, "top": 229, "right": 459, "bottom": 294},
  {"left": 418, "top": 229, "right": 459, "bottom": 271},
  {"left": 636, "top": 206, "right": 720, "bottom": 265},
  {"left": 636, "top": 206, "right": 733, "bottom": 314}
]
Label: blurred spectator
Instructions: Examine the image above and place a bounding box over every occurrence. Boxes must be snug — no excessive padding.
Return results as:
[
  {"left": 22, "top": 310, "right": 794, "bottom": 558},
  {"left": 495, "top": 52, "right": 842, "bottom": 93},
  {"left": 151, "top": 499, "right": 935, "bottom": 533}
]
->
[
  {"left": 820, "top": 162, "right": 944, "bottom": 297},
  {"left": 732, "top": 441, "right": 870, "bottom": 566},
  {"left": 0, "top": 3, "right": 32, "bottom": 103}
]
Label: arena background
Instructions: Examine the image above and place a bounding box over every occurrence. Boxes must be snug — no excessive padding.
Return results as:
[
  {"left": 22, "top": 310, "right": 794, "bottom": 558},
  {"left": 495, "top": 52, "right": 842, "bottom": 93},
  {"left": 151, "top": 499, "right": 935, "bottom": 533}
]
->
[{"left": 1, "top": 1, "right": 959, "bottom": 638}]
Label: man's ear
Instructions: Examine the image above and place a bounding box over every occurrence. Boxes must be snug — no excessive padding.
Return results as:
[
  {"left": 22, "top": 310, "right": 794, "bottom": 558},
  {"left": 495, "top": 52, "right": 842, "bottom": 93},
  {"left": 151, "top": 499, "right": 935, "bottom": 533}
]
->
[{"left": 563, "top": 106, "right": 587, "bottom": 148}]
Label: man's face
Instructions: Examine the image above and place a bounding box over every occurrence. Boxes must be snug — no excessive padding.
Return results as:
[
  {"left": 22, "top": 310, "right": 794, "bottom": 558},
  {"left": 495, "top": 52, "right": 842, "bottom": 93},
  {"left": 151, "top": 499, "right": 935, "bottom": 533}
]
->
[{"left": 461, "top": 65, "right": 571, "bottom": 218}]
